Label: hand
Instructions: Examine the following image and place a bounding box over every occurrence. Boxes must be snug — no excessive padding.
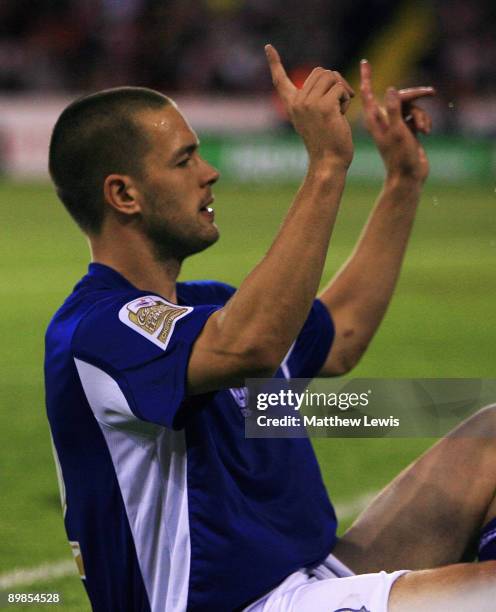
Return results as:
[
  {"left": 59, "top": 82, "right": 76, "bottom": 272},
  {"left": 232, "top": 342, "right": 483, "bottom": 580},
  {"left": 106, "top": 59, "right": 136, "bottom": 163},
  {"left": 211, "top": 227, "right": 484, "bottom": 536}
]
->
[
  {"left": 265, "top": 44, "right": 354, "bottom": 170},
  {"left": 360, "top": 59, "right": 435, "bottom": 183}
]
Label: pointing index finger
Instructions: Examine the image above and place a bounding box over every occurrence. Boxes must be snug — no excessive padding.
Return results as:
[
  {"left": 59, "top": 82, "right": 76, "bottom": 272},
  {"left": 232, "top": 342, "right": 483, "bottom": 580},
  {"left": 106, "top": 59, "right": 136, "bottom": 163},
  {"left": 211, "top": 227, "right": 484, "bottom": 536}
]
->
[
  {"left": 265, "top": 44, "right": 296, "bottom": 101},
  {"left": 359, "top": 59, "right": 375, "bottom": 106}
]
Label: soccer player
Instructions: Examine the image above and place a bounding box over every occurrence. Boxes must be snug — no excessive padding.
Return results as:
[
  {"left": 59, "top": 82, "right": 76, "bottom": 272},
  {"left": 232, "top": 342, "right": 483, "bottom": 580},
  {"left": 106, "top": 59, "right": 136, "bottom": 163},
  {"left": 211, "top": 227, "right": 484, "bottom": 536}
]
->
[{"left": 45, "top": 45, "right": 496, "bottom": 611}]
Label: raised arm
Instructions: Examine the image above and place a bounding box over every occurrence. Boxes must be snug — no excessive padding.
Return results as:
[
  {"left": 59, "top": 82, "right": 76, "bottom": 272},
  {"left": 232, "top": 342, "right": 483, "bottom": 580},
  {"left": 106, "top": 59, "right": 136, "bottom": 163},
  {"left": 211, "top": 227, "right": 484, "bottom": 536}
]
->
[
  {"left": 187, "top": 45, "right": 354, "bottom": 393},
  {"left": 318, "top": 60, "right": 435, "bottom": 375}
]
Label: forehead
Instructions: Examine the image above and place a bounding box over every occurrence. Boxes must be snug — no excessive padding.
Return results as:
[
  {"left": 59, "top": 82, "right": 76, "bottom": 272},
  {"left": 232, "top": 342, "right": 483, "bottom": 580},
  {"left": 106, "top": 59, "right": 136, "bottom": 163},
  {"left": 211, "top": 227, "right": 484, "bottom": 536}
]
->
[{"left": 136, "top": 106, "right": 198, "bottom": 156}]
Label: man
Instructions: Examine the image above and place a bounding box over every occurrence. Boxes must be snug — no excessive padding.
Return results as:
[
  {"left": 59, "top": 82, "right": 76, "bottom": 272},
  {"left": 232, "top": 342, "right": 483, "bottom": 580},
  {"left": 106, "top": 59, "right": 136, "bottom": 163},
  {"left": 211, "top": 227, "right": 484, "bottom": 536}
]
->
[{"left": 45, "top": 45, "right": 496, "bottom": 611}]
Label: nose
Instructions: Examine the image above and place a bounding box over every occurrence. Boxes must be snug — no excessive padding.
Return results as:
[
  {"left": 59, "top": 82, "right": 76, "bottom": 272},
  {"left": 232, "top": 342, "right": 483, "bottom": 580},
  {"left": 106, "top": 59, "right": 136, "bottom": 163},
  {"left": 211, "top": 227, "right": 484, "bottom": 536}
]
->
[{"left": 200, "top": 157, "right": 220, "bottom": 186}]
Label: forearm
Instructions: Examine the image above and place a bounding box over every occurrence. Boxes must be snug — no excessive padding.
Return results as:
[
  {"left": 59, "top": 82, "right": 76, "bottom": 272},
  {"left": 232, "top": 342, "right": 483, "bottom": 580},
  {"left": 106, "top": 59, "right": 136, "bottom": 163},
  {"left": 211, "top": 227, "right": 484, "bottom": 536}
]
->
[
  {"left": 315, "top": 60, "right": 434, "bottom": 376},
  {"left": 188, "top": 49, "right": 355, "bottom": 393},
  {"left": 319, "top": 175, "right": 422, "bottom": 373},
  {"left": 217, "top": 161, "right": 347, "bottom": 367}
]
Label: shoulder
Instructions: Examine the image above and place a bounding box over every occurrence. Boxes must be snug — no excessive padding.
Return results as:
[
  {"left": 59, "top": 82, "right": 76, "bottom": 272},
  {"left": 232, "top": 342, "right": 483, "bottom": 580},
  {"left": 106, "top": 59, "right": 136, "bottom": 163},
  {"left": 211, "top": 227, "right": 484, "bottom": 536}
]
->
[{"left": 72, "top": 290, "right": 218, "bottom": 370}]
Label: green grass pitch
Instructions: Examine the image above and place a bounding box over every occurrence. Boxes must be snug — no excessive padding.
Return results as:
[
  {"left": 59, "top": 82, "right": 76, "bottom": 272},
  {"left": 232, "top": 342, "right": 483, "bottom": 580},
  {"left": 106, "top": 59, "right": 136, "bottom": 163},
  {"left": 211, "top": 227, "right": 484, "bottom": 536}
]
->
[{"left": 1, "top": 177, "right": 495, "bottom": 609}]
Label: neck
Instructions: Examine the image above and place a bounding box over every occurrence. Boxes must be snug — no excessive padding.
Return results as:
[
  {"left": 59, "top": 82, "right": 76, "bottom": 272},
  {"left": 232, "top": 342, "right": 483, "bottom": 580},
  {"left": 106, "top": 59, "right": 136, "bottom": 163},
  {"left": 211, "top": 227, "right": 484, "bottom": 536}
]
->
[{"left": 89, "top": 225, "right": 181, "bottom": 303}]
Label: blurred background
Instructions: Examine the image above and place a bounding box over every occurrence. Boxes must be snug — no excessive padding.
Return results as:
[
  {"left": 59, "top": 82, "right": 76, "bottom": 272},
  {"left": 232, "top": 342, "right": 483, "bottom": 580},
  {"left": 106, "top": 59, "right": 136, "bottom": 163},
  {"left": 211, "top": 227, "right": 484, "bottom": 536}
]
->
[
  {"left": 1, "top": 1, "right": 495, "bottom": 609},
  {"left": 1, "top": 0, "right": 496, "bottom": 180},
  {"left": 1, "top": 0, "right": 496, "bottom": 111}
]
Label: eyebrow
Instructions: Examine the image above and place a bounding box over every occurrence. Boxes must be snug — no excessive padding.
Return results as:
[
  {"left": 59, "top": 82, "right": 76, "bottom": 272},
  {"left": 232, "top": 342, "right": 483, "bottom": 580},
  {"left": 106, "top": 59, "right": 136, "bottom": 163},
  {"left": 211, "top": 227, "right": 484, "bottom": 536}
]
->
[{"left": 171, "top": 142, "right": 199, "bottom": 163}]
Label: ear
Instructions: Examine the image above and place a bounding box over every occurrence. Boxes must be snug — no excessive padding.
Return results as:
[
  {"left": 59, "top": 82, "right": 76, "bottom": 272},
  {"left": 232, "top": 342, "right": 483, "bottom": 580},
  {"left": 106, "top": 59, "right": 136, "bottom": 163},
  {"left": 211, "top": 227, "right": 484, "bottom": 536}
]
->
[{"left": 103, "top": 174, "right": 142, "bottom": 216}]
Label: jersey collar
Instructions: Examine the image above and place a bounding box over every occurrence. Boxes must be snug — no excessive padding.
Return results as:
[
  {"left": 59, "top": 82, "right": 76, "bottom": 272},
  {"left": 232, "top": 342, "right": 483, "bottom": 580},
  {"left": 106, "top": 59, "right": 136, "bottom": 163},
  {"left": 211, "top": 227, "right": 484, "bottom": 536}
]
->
[{"left": 86, "top": 263, "right": 185, "bottom": 304}]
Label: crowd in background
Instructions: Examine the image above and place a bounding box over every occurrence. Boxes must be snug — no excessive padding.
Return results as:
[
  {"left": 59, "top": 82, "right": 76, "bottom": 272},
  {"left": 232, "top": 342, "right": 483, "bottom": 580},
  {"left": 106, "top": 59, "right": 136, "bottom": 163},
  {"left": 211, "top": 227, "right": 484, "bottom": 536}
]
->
[{"left": 0, "top": 0, "right": 495, "bottom": 133}]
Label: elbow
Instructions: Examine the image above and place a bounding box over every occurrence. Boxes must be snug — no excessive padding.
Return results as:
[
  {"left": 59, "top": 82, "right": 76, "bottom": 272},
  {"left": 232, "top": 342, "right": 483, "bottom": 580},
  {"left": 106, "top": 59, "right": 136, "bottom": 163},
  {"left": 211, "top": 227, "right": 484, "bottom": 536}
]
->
[
  {"left": 325, "top": 325, "right": 369, "bottom": 376},
  {"left": 329, "top": 346, "right": 366, "bottom": 376},
  {"left": 325, "top": 308, "right": 374, "bottom": 375},
  {"left": 219, "top": 334, "right": 287, "bottom": 379},
  {"left": 236, "top": 342, "right": 284, "bottom": 378}
]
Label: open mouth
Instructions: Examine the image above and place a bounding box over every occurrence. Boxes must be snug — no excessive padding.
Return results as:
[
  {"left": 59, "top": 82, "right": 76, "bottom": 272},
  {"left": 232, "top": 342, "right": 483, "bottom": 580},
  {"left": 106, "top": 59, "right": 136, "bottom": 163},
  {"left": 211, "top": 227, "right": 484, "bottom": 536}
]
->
[{"left": 199, "top": 196, "right": 215, "bottom": 218}]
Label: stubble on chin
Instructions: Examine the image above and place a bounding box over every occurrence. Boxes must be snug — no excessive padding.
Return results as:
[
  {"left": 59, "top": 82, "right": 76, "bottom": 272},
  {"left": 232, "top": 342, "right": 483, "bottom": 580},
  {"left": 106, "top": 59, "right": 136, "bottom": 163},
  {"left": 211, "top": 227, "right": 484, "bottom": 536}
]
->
[{"left": 142, "top": 210, "right": 219, "bottom": 263}]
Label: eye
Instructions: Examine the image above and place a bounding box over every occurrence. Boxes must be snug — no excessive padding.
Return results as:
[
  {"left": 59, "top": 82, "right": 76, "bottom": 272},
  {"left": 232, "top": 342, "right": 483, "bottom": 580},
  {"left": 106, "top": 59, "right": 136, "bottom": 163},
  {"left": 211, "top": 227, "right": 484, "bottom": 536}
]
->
[{"left": 177, "top": 157, "right": 191, "bottom": 167}]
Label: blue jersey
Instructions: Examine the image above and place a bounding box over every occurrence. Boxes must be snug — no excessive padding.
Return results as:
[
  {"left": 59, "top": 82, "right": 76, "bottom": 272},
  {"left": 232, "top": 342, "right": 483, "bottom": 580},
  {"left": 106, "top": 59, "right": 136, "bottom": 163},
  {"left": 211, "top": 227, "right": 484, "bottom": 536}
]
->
[{"left": 45, "top": 263, "right": 337, "bottom": 612}]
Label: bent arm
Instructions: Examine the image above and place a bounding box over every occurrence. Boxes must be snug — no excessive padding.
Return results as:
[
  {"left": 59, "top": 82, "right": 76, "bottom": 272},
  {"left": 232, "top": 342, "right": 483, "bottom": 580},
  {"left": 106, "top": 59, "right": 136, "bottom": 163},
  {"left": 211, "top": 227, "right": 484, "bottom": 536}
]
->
[
  {"left": 318, "top": 176, "right": 421, "bottom": 375},
  {"left": 318, "top": 61, "right": 435, "bottom": 376},
  {"left": 188, "top": 164, "right": 347, "bottom": 393},
  {"left": 187, "top": 45, "right": 354, "bottom": 394}
]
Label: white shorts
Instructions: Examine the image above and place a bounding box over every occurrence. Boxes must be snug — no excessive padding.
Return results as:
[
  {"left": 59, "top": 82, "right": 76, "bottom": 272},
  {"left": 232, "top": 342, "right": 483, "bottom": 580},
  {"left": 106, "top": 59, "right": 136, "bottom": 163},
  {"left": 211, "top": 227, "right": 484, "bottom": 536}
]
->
[{"left": 243, "top": 554, "right": 408, "bottom": 612}]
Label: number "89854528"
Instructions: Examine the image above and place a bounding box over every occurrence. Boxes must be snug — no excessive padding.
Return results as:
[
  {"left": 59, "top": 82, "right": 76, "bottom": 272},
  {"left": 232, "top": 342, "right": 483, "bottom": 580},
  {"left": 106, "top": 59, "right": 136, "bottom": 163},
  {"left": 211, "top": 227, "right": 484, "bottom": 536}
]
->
[{"left": 6, "top": 593, "right": 61, "bottom": 604}]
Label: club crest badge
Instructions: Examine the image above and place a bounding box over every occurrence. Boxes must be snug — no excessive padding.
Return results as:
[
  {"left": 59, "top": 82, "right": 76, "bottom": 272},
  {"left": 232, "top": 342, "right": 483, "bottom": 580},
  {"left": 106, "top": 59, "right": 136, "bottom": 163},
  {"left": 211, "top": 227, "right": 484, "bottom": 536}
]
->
[{"left": 119, "top": 295, "right": 192, "bottom": 349}]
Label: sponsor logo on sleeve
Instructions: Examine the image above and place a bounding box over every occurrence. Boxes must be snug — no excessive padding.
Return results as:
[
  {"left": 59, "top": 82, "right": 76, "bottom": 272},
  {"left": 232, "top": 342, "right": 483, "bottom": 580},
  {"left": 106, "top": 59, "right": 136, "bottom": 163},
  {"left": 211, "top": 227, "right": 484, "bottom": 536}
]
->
[{"left": 119, "top": 295, "right": 192, "bottom": 350}]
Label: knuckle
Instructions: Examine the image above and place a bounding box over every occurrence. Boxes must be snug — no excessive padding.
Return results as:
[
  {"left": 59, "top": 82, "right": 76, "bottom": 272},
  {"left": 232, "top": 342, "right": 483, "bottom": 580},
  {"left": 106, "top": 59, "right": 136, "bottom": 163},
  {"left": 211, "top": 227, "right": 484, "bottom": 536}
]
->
[{"left": 309, "top": 67, "right": 323, "bottom": 78}]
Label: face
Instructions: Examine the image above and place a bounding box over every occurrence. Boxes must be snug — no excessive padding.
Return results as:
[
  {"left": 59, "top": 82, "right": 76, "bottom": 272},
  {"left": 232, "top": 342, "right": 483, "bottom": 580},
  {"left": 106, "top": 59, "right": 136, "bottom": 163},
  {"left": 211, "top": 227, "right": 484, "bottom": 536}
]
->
[{"left": 135, "top": 105, "right": 220, "bottom": 262}]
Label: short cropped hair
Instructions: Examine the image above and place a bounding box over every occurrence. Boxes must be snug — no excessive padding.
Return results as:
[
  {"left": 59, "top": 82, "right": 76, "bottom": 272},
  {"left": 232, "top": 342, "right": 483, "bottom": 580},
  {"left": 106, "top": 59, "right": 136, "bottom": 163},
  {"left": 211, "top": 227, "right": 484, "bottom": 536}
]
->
[{"left": 48, "top": 87, "right": 171, "bottom": 234}]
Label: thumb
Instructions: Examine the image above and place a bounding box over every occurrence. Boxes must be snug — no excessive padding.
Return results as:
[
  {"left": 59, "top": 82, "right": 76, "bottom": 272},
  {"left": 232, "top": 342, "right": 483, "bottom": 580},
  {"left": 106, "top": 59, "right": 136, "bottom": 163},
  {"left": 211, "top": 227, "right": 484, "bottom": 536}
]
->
[{"left": 385, "top": 87, "right": 402, "bottom": 126}]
